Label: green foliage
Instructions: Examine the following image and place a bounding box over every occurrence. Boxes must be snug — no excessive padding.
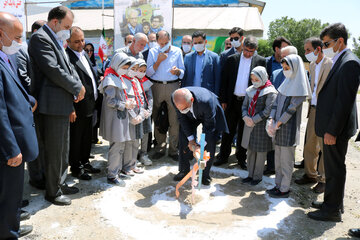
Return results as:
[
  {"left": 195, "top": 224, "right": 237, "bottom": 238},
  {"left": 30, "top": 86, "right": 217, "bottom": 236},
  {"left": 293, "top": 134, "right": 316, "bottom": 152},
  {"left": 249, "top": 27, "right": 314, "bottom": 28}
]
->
[
  {"left": 257, "top": 39, "right": 273, "bottom": 57},
  {"left": 267, "top": 17, "right": 329, "bottom": 61},
  {"left": 353, "top": 37, "right": 360, "bottom": 59}
]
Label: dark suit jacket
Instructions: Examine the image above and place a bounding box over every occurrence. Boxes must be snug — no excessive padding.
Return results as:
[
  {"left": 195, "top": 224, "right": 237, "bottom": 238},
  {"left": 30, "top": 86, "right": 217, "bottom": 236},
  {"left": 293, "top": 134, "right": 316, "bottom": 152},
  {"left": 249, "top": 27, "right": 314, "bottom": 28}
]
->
[
  {"left": 315, "top": 49, "right": 360, "bottom": 139},
  {"left": 0, "top": 58, "right": 38, "bottom": 163},
  {"left": 219, "top": 47, "right": 237, "bottom": 70},
  {"left": 142, "top": 49, "right": 149, "bottom": 63},
  {"left": 66, "top": 48, "right": 97, "bottom": 118},
  {"left": 12, "top": 46, "right": 32, "bottom": 93},
  {"left": 173, "top": 87, "right": 229, "bottom": 143},
  {"left": 28, "top": 25, "right": 82, "bottom": 116},
  {"left": 219, "top": 53, "right": 266, "bottom": 106},
  {"left": 182, "top": 50, "right": 221, "bottom": 95}
]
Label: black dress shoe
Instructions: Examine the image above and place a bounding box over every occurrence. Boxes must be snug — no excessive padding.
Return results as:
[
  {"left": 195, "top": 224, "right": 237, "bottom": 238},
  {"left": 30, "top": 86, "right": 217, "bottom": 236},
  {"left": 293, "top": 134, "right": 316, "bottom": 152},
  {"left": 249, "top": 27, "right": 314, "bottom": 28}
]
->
[
  {"left": 22, "top": 199, "right": 29, "bottom": 208},
  {"left": 238, "top": 160, "right": 247, "bottom": 170},
  {"left": 83, "top": 163, "right": 101, "bottom": 174},
  {"left": 29, "top": 180, "right": 45, "bottom": 190},
  {"left": 307, "top": 209, "right": 342, "bottom": 222},
  {"left": 263, "top": 169, "right": 275, "bottom": 175},
  {"left": 349, "top": 228, "right": 360, "bottom": 238},
  {"left": 19, "top": 225, "right": 33, "bottom": 237},
  {"left": 213, "top": 158, "right": 228, "bottom": 166},
  {"left": 173, "top": 171, "right": 187, "bottom": 181},
  {"left": 266, "top": 186, "right": 279, "bottom": 194},
  {"left": 312, "top": 182, "right": 325, "bottom": 193},
  {"left": 311, "top": 201, "right": 344, "bottom": 214},
  {"left": 294, "top": 174, "right": 317, "bottom": 185},
  {"left": 201, "top": 177, "right": 212, "bottom": 186},
  {"left": 89, "top": 155, "right": 95, "bottom": 159},
  {"left": 20, "top": 210, "right": 31, "bottom": 221},
  {"left": 61, "top": 184, "right": 79, "bottom": 195},
  {"left": 45, "top": 195, "right": 71, "bottom": 206},
  {"left": 294, "top": 160, "right": 304, "bottom": 169},
  {"left": 241, "top": 177, "right": 253, "bottom": 184},
  {"left": 251, "top": 179, "right": 262, "bottom": 185},
  {"left": 152, "top": 152, "right": 165, "bottom": 160},
  {"left": 169, "top": 154, "right": 179, "bottom": 161},
  {"left": 71, "top": 169, "right": 92, "bottom": 180},
  {"left": 268, "top": 189, "right": 290, "bottom": 198}
]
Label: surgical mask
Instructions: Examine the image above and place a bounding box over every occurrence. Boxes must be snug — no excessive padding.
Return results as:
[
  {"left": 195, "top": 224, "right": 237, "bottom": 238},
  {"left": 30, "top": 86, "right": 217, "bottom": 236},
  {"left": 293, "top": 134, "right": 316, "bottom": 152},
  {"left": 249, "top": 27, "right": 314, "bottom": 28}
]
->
[
  {"left": 127, "top": 69, "right": 137, "bottom": 78},
  {"left": 182, "top": 44, "right": 192, "bottom": 53},
  {"left": 1, "top": 32, "right": 22, "bottom": 55},
  {"left": 305, "top": 50, "right": 318, "bottom": 62},
  {"left": 194, "top": 43, "right": 205, "bottom": 52},
  {"left": 231, "top": 39, "right": 241, "bottom": 48},
  {"left": 149, "top": 42, "right": 158, "bottom": 49},
  {"left": 251, "top": 81, "right": 263, "bottom": 88},
  {"left": 136, "top": 71, "right": 146, "bottom": 79},
  {"left": 323, "top": 45, "right": 339, "bottom": 59},
  {"left": 179, "top": 107, "right": 190, "bottom": 114},
  {"left": 116, "top": 68, "right": 128, "bottom": 76},
  {"left": 283, "top": 69, "right": 293, "bottom": 79},
  {"left": 56, "top": 29, "right": 70, "bottom": 41},
  {"left": 160, "top": 42, "right": 170, "bottom": 53}
]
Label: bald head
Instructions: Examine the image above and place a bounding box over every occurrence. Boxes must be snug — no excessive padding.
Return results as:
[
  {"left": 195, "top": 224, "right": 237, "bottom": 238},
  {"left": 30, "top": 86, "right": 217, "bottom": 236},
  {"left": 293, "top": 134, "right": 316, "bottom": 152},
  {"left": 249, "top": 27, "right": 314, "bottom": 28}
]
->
[
  {"left": 0, "top": 12, "right": 23, "bottom": 52},
  {"left": 173, "top": 88, "right": 194, "bottom": 112},
  {"left": 0, "top": 12, "right": 21, "bottom": 30},
  {"left": 31, "top": 20, "right": 46, "bottom": 33}
]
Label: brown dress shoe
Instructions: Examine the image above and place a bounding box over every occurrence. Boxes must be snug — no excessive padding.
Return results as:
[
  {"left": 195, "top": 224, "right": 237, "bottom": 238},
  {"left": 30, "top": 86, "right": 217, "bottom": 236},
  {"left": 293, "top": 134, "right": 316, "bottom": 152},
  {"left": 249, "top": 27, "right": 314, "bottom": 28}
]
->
[
  {"left": 312, "top": 182, "right": 325, "bottom": 193},
  {"left": 294, "top": 174, "right": 317, "bottom": 185}
]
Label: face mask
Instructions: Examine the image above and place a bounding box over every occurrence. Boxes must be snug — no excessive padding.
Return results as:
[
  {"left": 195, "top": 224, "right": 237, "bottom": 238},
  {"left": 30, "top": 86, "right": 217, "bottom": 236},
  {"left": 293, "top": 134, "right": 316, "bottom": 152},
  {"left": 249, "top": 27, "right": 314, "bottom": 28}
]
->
[
  {"left": 305, "top": 50, "right": 318, "bottom": 62},
  {"left": 149, "top": 42, "right": 158, "bottom": 49},
  {"left": 116, "top": 68, "right": 128, "bottom": 76},
  {"left": 56, "top": 29, "right": 70, "bottom": 41},
  {"left": 136, "top": 71, "right": 146, "bottom": 79},
  {"left": 194, "top": 43, "right": 205, "bottom": 52},
  {"left": 252, "top": 81, "right": 263, "bottom": 88},
  {"left": 179, "top": 108, "right": 190, "bottom": 114},
  {"left": 231, "top": 39, "right": 241, "bottom": 48},
  {"left": 323, "top": 44, "right": 339, "bottom": 59},
  {"left": 182, "top": 44, "right": 192, "bottom": 53},
  {"left": 160, "top": 42, "right": 170, "bottom": 53},
  {"left": 127, "top": 69, "right": 137, "bottom": 78},
  {"left": 283, "top": 69, "right": 293, "bottom": 79},
  {"left": 1, "top": 32, "right": 22, "bottom": 55}
]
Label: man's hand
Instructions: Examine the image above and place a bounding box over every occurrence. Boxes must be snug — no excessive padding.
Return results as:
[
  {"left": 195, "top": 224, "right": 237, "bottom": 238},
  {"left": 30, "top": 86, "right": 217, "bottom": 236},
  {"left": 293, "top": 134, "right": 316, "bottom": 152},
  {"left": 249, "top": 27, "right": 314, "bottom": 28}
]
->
[
  {"left": 69, "top": 111, "right": 77, "bottom": 123},
  {"left": 276, "top": 121, "right": 282, "bottom": 129},
  {"left": 221, "top": 103, "right": 227, "bottom": 110},
  {"left": 324, "top": 133, "right": 336, "bottom": 145},
  {"left": 32, "top": 99, "right": 38, "bottom": 112},
  {"left": 170, "top": 66, "right": 180, "bottom": 76},
  {"left": 188, "top": 140, "right": 200, "bottom": 152},
  {"left": 7, "top": 153, "right": 22, "bottom": 167},
  {"left": 157, "top": 52, "right": 168, "bottom": 63},
  {"left": 75, "top": 85, "right": 86, "bottom": 103},
  {"left": 100, "top": 76, "right": 104, "bottom": 81}
]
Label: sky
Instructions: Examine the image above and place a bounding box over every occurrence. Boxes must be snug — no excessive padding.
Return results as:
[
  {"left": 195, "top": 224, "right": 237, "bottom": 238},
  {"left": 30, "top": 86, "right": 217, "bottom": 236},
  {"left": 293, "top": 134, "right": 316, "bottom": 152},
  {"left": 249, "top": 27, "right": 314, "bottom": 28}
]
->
[{"left": 261, "top": 0, "right": 360, "bottom": 47}]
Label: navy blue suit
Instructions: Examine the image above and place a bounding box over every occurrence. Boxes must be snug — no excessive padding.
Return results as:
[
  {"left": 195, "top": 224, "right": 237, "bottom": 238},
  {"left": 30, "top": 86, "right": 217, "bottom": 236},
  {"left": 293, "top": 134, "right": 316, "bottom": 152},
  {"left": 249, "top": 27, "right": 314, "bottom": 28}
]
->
[
  {"left": 173, "top": 87, "right": 228, "bottom": 179},
  {"left": 182, "top": 50, "right": 221, "bottom": 95},
  {"left": 0, "top": 56, "right": 38, "bottom": 239}
]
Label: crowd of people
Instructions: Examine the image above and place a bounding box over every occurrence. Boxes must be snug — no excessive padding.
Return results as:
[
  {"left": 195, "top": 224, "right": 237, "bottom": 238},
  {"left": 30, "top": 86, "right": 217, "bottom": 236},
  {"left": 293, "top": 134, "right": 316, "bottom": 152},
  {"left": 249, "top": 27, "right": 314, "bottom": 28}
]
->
[{"left": 0, "top": 5, "right": 360, "bottom": 239}]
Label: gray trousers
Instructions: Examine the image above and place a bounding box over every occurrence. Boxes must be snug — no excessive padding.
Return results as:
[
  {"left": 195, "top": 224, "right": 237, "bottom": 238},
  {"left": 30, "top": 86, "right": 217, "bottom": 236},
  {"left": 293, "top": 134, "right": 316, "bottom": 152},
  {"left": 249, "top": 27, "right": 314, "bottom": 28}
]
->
[
  {"left": 247, "top": 150, "right": 266, "bottom": 180},
  {"left": 275, "top": 145, "right": 295, "bottom": 192},
  {"left": 40, "top": 114, "right": 70, "bottom": 197},
  {"left": 108, "top": 142, "right": 125, "bottom": 179},
  {"left": 123, "top": 140, "right": 140, "bottom": 171},
  {"left": 139, "top": 133, "right": 149, "bottom": 157}
]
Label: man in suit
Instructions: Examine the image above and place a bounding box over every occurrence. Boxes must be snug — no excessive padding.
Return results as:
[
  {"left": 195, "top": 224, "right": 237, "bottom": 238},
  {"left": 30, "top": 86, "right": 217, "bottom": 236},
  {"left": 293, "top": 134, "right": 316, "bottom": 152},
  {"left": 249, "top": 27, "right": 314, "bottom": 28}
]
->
[
  {"left": 215, "top": 36, "right": 266, "bottom": 169},
  {"left": 308, "top": 23, "right": 360, "bottom": 222},
  {"left": 181, "top": 31, "right": 221, "bottom": 96},
  {"left": 28, "top": 6, "right": 85, "bottom": 206},
  {"left": 219, "top": 27, "right": 245, "bottom": 70},
  {"left": 172, "top": 87, "right": 228, "bottom": 185},
  {"left": 0, "top": 12, "right": 38, "bottom": 238},
  {"left": 294, "top": 37, "right": 332, "bottom": 193},
  {"left": 66, "top": 26, "right": 101, "bottom": 180}
]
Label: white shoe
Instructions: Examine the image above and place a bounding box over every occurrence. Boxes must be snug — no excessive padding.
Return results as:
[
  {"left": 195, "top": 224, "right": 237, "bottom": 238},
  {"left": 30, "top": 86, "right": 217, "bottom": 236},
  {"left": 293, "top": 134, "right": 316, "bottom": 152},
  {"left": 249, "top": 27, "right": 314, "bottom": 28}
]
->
[{"left": 140, "top": 155, "right": 152, "bottom": 166}]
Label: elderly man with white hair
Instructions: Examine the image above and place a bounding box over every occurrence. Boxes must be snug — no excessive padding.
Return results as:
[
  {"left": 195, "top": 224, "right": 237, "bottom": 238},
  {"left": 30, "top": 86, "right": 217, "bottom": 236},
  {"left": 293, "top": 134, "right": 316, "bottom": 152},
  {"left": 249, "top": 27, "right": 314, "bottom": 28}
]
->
[
  {"left": 171, "top": 87, "right": 228, "bottom": 185},
  {"left": 272, "top": 46, "right": 298, "bottom": 89},
  {"left": 116, "top": 32, "right": 148, "bottom": 59}
]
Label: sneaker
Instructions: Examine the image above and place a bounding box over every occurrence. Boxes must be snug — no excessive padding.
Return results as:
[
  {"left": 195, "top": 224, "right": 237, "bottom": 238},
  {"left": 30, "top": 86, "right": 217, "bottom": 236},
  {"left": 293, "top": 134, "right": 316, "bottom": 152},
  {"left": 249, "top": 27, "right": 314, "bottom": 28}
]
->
[
  {"left": 266, "top": 186, "right": 279, "bottom": 194},
  {"left": 107, "top": 177, "right": 126, "bottom": 187},
  {"left": 121, "top": 170, "right": 135, "bottom": 177},
  {"left": 268, "top": 189, "right": 290, "bottom": 198},
  {"left": 132, "top": 167, "right": 144, "bottom": 174},
  {"left": 119, "top": 173, "right": 132, "bottom": 180},
  {"left": 140, "top": 155, "right": 152, "bottom": 166}
]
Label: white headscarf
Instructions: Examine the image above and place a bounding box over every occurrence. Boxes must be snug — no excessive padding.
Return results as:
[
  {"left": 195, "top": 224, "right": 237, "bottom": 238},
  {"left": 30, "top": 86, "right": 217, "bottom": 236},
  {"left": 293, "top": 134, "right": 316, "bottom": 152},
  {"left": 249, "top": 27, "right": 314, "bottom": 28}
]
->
[
  {"left": 110, "top": 52, "right": 131, "bottom": 70},
  {"left": 277, "top": 54, "right": 312, "bottom": 98},
  {"left": 246, "top": 66, "right": 277, "bottom": 98}
]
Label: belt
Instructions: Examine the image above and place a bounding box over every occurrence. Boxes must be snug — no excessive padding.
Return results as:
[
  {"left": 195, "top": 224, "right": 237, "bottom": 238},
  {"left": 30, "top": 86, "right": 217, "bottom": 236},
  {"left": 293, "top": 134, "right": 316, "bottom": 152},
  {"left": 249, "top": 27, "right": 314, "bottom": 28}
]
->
[
  {"left": 151, "top": 79, "right": 179, "bottom": 84},
  {"left": 234, "top": 95, "right": 245, "bottom": 101}
]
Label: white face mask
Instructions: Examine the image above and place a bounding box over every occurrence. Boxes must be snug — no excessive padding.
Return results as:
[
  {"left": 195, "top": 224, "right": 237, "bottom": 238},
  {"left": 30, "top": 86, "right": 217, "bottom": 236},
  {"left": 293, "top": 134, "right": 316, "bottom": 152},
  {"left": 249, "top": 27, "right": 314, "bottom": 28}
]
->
[
  {"left": 323, "top": 45, "right": 339, "bottom": 59},
  {"left": 182, "top": 44, "right": 192, "bottom": 53},
  {"left": 305, "top": 50, "right": 319, "bottom": 62},
  {"left": 283, "top": 69, "right": 293, "bottom": 79},
  {"left": 136, "top": 71, "right": 146, "bottom": 79},
  {"left": 1, "top": 32, "right": 22, "bottom": 55},
  {"left": 194, "top": 43, "right": 205, "bottom": 52},
  {"left": 149, "top": 42, "right": 158, "bottom": 49},
  {"left": 116, "top": 68, "right": 128, "bottom": 76},
  {"left": 160, "top": 42, "right": 170, "bottom": 53},
  {"left": 252, "top": 81, "right": 263, "bottom": 88},
  {"left": 56, "top": 29, "right": 70, "bottom": 41},
  {"left": 231, "top": 39, "right": 241, "bottom": 48},
  {"left": 179, "top": 107, "right": 190, "bottom": 114},
  {"left": 127, "top": 69, "right": 137, "bottom": 78}
]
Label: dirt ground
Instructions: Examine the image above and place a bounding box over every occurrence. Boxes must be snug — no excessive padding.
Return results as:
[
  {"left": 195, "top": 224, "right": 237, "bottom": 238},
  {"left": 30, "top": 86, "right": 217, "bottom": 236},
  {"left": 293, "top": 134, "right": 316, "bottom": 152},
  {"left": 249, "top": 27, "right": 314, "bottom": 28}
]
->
[{"left": 21, "top": 100, "right": 360, "bottom": 240}]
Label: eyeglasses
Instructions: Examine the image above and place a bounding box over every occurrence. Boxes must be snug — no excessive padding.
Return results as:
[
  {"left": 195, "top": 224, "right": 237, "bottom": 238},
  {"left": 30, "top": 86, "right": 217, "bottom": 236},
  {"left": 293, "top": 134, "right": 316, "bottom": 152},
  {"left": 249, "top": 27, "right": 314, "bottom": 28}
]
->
[
  {"left": 323, "top": 38, "right": 338, "bottom": 48},
  {"left": 243, "top": 48, "right": 255, "bottom": 53},
  {"left": 230, "top": 37, "right": 240, "bottom": 42},
  {"left": 84, "top": 49, "right": 94, "bottom": 53}
]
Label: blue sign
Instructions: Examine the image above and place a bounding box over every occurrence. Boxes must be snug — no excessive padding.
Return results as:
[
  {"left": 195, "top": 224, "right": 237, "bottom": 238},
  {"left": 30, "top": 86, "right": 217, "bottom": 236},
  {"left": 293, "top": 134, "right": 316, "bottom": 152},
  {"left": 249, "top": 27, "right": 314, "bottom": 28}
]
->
[
  {"left": 64, "top": 0, "right": 113, "bottom": 9},
  {"left": 174, "top": 0, "right": 239, "bottom": 6}
]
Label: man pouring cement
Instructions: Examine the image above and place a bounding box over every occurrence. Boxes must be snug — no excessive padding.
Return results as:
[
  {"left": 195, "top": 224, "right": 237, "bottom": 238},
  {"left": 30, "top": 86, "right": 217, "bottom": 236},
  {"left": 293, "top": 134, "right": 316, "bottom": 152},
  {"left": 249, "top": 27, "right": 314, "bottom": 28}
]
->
[{"left": 172, "top": 87, "right": 228, "bottom": 185}]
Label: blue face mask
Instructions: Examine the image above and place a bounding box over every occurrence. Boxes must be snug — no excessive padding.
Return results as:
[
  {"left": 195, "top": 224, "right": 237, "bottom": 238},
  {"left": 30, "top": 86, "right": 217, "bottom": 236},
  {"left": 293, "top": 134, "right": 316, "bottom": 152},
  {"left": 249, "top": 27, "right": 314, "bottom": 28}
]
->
[{"left": 160, "top": 42, "right": 170, "bottom": 53}]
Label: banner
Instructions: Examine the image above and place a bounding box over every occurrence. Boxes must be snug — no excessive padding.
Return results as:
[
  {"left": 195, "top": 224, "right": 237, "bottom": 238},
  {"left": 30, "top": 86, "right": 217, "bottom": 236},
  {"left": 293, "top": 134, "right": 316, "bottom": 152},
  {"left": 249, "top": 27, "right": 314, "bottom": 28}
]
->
[
  {"left": 114, "top": 0, "right": 173, "bottom": 50},
  {"left": 173, "top": 36, "right": 227, "bottom": 54},
  {"left": 0, "top": 0, "right": 26, "bottom": 40}
]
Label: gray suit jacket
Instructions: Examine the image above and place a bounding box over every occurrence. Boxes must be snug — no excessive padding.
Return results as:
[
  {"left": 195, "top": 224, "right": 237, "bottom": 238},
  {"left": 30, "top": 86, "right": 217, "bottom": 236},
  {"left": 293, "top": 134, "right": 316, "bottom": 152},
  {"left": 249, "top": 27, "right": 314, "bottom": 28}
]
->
[{"left": 28, "top": 25, "right": 82, "bottom": 116}]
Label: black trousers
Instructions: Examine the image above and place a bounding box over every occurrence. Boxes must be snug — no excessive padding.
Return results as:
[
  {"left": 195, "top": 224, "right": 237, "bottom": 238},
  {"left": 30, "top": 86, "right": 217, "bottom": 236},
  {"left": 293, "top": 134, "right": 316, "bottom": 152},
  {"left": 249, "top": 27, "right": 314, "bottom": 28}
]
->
[
  {"left": 178, "top": 125, "right": 217, "bottom": 179},
  {"left": 0, "top": 162, "right": 24, "bottom": 239},
  {"left": 322, "top": 136, "right": 349, "bottom": 213},
  {"left": 69, "top": 116, "right": 93, "bottom": 173},
  {"left": 219, "top": 96, "right": 247, "bottom": 162}
]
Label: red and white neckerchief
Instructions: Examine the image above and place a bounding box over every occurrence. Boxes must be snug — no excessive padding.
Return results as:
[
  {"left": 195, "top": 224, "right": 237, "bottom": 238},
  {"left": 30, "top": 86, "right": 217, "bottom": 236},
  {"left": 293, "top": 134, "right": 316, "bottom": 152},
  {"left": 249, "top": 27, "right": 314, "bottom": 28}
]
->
[
  {"left": 104, "top": 67, "right": 128, "bottom": 100},
  {"left": 136, "top": 76, "right": 149, "bottom": 106},
  {"left": 248, "top": 80, "right": 272, "bottom": 116},
  {"left": 122, "top": 74, "right": 143, "bottom": 108}
]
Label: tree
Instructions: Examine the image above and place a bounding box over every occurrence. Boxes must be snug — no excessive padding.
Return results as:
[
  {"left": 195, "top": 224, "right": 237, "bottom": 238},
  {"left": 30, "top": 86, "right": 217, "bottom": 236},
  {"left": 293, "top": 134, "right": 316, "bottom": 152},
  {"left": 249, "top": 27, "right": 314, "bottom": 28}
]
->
[
  {"left": 257, "top": 39, "right": 272, "bottom": 58},
  {"left": 353, "top": 37, "right": 360, "bottom": 59},
  {"left": 267, "top": 17, "right": 329, "bottom": 61}
]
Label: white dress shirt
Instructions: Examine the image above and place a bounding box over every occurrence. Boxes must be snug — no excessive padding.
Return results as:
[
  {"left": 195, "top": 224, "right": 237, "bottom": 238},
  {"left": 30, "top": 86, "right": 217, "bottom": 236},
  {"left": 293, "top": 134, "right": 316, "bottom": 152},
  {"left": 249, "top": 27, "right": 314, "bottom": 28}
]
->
[
  {"left": 233, "top": 54, "right": 252, "bottom": 97},
  {"left": 311, "top": 57, "right": 324, "bottom": 106},
  {"left": 70, "top": 48, "right": 98, "bottom": 100}
]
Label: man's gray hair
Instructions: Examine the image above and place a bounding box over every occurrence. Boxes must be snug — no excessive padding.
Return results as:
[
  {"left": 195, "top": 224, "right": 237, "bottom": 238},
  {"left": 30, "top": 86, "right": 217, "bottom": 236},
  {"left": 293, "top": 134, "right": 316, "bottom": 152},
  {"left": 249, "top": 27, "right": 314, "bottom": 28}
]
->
[
  {"left": 281, "top": 45, "right": 298, "bottom": 55},
  {"left": 173, "top": 88, "right": 192, "bottom": 104},
  {"left": 134, "top": 32, "right": 148, "bottom": 42},
  {"left": 243, "top": 35, "right": 258, "bottom": 49}
]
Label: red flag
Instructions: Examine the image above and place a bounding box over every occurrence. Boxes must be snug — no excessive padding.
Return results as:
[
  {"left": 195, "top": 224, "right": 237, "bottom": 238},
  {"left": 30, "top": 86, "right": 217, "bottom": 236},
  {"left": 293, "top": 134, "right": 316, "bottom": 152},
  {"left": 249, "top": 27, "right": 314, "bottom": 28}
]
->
[{"left": 98, "top": 35, "right": 108, "bottom": 62}]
